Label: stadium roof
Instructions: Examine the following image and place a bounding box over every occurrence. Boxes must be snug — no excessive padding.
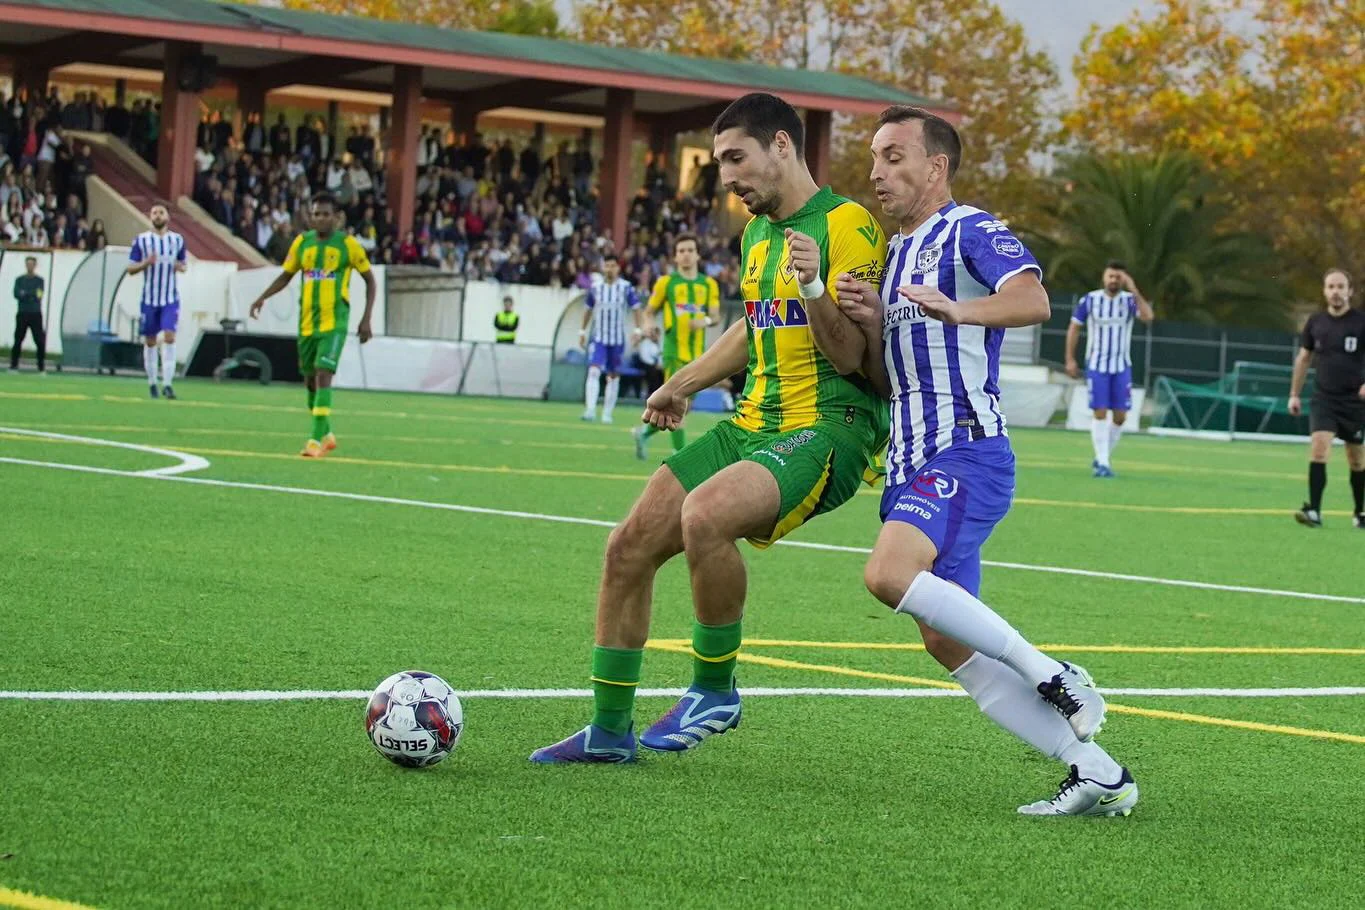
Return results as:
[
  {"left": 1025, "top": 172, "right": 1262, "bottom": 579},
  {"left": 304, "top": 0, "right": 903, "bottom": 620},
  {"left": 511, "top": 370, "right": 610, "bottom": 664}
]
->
[{"left": 0, "top": 0, "right": 949, "bottom": 118}]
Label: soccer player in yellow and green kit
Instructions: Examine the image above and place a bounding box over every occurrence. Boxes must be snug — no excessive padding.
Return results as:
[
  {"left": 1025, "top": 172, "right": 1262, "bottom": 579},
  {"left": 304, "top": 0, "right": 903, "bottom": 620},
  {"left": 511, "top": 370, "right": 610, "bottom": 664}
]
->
[
  {"left": 532, "top": 92, "right": 888, "bottom": 763},
  {"left": 633, "top": 233, "right": 720, "bottom": 459},
  {"left": 248, "top": 193, "right": 376, "bottom": 457}
]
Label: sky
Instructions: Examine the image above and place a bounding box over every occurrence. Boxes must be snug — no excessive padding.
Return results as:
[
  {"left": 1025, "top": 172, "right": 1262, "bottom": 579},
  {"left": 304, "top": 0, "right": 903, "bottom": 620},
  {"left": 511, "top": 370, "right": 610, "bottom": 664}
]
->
[{"left": 554, "top": 1, "right": 1161, "bottom": 91}]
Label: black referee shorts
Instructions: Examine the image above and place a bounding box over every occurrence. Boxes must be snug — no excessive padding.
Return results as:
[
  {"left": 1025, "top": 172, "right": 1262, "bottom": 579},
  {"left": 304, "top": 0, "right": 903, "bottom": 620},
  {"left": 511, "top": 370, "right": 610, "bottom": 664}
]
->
[{"left": 1310, "top": 395, "right": 1365, "bottom": 444}]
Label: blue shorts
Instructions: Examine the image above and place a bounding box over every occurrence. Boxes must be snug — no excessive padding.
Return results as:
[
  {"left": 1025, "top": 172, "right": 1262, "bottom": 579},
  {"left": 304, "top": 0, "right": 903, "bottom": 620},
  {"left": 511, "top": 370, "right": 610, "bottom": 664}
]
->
[
  {"left": 879, "top": 436, "right": 1015, "bottom": 597},
  {"left": 588, "top": 341, "right": 626, "bottom": 373},
  {"left": 1087, "top": 368, "right": 1132, "bottom": 412},
  {"left": 140, "top": 303, "right": 179, "bottom": 338}
]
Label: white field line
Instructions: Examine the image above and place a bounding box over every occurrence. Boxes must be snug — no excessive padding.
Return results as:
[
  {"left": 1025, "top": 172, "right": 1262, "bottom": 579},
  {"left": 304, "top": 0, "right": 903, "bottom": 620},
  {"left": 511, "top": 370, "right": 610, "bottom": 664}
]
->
[
  {"left": 0, "top": 426, "right": 209, "bottom": 476},
  {"left": 4, "top": 433, "right": 1365, "bottom": 606},
  {"left": 1, "top": 686, "right": 1363, "bottom": 702}
]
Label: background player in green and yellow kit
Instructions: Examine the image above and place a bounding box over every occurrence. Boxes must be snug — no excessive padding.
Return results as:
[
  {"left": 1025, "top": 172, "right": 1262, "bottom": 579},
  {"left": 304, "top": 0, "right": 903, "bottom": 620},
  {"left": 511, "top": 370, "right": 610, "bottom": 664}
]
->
[
  {"left": 248, "top": 193, "right": 376, "bottom": 458},
  {"left": 633, "top": 233, "right": 720, "bottom": 458},
  {"left": 532, "top": 92, "right": 888, "bottom": 763}
]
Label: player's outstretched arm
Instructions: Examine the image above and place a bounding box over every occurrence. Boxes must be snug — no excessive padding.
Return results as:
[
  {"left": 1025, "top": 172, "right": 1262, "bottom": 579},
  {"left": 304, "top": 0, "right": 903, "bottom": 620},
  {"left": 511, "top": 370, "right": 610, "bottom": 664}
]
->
[
  {"left": 668, "top": 319, "right": 747, "bottom": 397},
  {"left": 642, "top": 320, "right": 747, "bottom": 430},
  {"left": 902, "top": 272, "right": 1050, "bottom": 329}
]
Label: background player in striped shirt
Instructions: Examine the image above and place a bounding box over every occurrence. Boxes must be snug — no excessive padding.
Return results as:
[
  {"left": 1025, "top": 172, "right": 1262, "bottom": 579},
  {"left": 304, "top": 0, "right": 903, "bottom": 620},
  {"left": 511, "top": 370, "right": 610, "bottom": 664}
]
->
[
  {"left": 578, "top": 255, "right": 642, "bottom": 424},
  {"left": 634, "top": 233, "right": 720, "bottom": 457},
  {"left": 126, "top": 204, "right": 187, "bottom": 399},
  {"left": 1065, "top": 263, "right": 1154, "bottom": 477},
  {"left": 532, "top": 92, "right": 886, "bottom": 764},
  {"left": 248, "top": 193, "right": 376, "bottom": 458},
  {"left": 838, "top": 106, "right": 1136, "bottom": 817}
]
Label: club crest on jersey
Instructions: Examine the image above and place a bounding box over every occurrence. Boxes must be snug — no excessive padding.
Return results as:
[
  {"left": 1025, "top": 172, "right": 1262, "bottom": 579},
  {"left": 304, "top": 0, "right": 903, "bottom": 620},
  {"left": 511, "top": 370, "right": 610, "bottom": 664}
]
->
[
  {"left": 910, "top": 468, "right": 959, "bottom": 499},
  {"left": 912, "top": 245, "right": 943, "bottom": 275},
  {"left": 745, "top": 298, "right": 809, "bottom": 330}
]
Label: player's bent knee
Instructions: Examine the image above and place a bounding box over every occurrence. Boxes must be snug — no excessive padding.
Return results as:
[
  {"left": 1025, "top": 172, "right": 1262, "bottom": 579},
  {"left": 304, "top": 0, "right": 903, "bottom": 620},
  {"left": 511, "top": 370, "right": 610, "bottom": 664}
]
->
[
  {"left": 163, "top": 331, "right": 176, "bottom": 343},
  {"left": 1112, "top": 411, "right": 1127, "bottom": 426},
  {"left": 679, "top": 494, "right": 726, "bottom": 547},
  {"left": 864, "top": 554, "right": 925, "bottom": 609}
]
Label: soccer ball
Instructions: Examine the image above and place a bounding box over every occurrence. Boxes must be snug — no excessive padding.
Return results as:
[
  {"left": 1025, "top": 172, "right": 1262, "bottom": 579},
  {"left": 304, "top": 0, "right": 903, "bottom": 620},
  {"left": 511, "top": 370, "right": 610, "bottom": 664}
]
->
[{"left": 365, "top": 670, "right": 463, "bottom": 768}]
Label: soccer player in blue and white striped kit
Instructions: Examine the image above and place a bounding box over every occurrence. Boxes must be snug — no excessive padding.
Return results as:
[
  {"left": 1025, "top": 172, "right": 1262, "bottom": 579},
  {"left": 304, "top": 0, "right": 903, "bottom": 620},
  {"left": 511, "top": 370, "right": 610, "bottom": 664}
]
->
[
  {"left": 1066, "top": 262, "right": 1154, "bottom": 476},
  {"left": 838, "top": 106, "right": 1137, "bottom": 817},
  {"left": 578, "top": 255, "right": 642, "bottom": 423},
  {"left": 126, "top": 203, "right": 188, "bottom": 400}
]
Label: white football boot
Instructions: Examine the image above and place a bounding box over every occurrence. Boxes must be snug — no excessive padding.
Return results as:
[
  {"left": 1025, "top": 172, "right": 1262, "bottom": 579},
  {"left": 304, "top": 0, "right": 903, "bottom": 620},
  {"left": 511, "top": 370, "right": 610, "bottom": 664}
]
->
[{"left": 1019, "top": 766, "right": 1139, "bottom": 817}]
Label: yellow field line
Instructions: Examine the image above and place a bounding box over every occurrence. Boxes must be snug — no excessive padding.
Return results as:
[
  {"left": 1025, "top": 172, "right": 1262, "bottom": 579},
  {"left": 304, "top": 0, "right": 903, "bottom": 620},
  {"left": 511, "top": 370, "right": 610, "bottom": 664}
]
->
[
  {"left": 0, "top": 433, "right": 652, "bottom": 483},
  {"left": 0, "top": 422, "right": 619, "bottom": 452},
  {"left": 0, "top": 391, "right": 90, "bottom": 401},
  {"left": 0, "top": 885, "right": 99, "bottom": 910},
  {"left": 1108, "top": 703, "right": 1365, "bottom": 745},
  {"left": 646, "top": 639, "right": 1365, "bottom": 657},
  {"left": 645, "top": 642, "right": 1365, "bottom": 745},
  {"left": 93, "top": 394, "right": 636, "bottom": 434}
]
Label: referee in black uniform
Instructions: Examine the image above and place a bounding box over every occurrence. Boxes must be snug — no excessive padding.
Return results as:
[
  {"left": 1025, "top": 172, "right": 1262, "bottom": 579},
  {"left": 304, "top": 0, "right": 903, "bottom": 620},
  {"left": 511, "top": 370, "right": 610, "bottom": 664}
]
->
[{"left": 1288, "top": 268, "right": 1365, "bottom": 528}]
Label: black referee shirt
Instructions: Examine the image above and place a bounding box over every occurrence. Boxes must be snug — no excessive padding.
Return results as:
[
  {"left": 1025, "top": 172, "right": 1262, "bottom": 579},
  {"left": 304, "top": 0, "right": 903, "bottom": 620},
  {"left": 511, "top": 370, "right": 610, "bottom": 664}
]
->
[{"left": 1301, "top": 308, "right": 1365, "bottom": 398}]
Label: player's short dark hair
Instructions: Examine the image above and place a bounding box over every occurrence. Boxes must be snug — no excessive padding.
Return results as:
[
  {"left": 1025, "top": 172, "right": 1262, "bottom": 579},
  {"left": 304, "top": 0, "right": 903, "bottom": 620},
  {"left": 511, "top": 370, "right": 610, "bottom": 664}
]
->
[
  {"left": 1324, "top": 267, "right": 1352, "bottom": 286},
  {"left": 601, "top": 253, "right": 620, "bottom": 265},
  {"left": 673, "top": 233, "right": 700, "bottom": 254},
  {"left": 876, "top": 106, "right": 962, "bottom": 179},
  {"left": 310, "top": 193, "right": 336, "bottom": 211},
  {"left": 1105, "top": 260, "right": 1127, "bottom": 272},
  {"left": 24, "top": 255, "right": 38, "bottom": 264},
  {"left": 713, "top": 93, "right": 804, "bottom": 154}
]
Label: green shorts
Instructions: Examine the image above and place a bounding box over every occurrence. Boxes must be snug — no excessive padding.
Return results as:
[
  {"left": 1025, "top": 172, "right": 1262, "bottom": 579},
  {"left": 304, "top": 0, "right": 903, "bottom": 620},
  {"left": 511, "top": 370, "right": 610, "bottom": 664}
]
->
[
  {"left": 664, "top": 419, "right": 871, "bottom": 549},
  {"left": 298, "top": 329, "right": 347, "bottom": 374}
]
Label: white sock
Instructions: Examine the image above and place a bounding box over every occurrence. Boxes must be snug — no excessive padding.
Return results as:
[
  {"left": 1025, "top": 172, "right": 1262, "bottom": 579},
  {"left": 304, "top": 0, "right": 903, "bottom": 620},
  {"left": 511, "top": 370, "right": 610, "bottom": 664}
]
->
[
  {"left": 1108, "top": 419, "right": 1124, "bottom": 455},
  {"left": 603, "top": 376, "right": 620, "bottom": 420},
  {"left": 160, "top": 342, "right": 176, "bottom": 387},
  {"left": 584, "top": 366, "right": 601, "bottom": 414},
  {"left": 143, "top": 345, "right": 158, "bottom": 386},
  {"left": 953, "top": 653, "right": 1122, "bottom": 782},
  {"left": 1091, "top": 417, "right": 1111, "bottom": 467},
  {"left": 896, "top": 572, "right": 1064, "bottom": 687}
]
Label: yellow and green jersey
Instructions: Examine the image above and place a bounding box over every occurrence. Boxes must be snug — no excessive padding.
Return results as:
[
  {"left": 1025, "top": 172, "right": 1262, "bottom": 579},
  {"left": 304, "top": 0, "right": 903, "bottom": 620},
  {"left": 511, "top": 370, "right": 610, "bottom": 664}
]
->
[
  {"left": 733, "top": 186, "right": 888, "bottom": 439},
  {"left": 648, "top": 271, "right": 720, "bottom": 365},
  {"left": 282, "top": 231, "right": 371, "bottom": 337}
]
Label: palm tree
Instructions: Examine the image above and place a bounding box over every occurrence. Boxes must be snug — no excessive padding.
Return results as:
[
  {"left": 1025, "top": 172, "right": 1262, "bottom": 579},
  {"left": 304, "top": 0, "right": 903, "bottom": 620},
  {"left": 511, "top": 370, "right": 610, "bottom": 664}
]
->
[{"left": 1023, "top": 152, "right": 1291, "bottom": 330}]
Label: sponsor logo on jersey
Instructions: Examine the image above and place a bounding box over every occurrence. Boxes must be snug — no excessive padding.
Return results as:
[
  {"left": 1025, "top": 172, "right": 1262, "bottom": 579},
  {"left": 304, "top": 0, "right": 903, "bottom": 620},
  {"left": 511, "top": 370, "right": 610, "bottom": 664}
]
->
[
  {"left": 745, "top": 299, "right": 810, "bottom": 329},
  {"left": 991, "top": 236, "right": 1024, "bottom": 258}
]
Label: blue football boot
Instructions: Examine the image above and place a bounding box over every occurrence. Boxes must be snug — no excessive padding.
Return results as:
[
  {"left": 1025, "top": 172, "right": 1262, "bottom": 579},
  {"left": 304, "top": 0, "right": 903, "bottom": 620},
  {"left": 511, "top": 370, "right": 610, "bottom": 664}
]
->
[
  {"left": 529, "top": 724, "right": 637, "bottom": 764},
  {"left": 639, "top": 685, "right": 742, "bottom": 753}
]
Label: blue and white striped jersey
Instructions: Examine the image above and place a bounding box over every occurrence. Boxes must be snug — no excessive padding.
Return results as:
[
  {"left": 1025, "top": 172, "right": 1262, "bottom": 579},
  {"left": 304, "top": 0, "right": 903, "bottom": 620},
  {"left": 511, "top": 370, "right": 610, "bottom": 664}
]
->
[
  {"left": 881, "top": 202, "right": 1042, "bottom": 483},
  {"left": 1072, "top": 290, "right": 1137, "bottom": 373},
  {"left": 128, "top": 230, "right": 187, "bottom": 308},
  {"left": 586, "top": 278, "right": 640, "bottom": 346}
]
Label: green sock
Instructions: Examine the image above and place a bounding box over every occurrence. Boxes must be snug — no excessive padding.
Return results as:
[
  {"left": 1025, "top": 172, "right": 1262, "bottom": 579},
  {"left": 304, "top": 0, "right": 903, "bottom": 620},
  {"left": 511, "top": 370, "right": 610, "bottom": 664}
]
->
[
  {"left": 306, "top": 384, "right": 316, "bottom": 411},
  {"left": 591, "top": 646, "right": 643, "bottom": 735},
  {"left": 641, "top": 424, "right": 659, "bottom": 439},
  {"left": 670, "top": 428, "right": 687, "bottom": 451},
  {"left": 692, "top": 618, "right": 741, "bottom": 693},
  {"left": 311, "top": 387, "right": 332, "bottom": 441}
]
